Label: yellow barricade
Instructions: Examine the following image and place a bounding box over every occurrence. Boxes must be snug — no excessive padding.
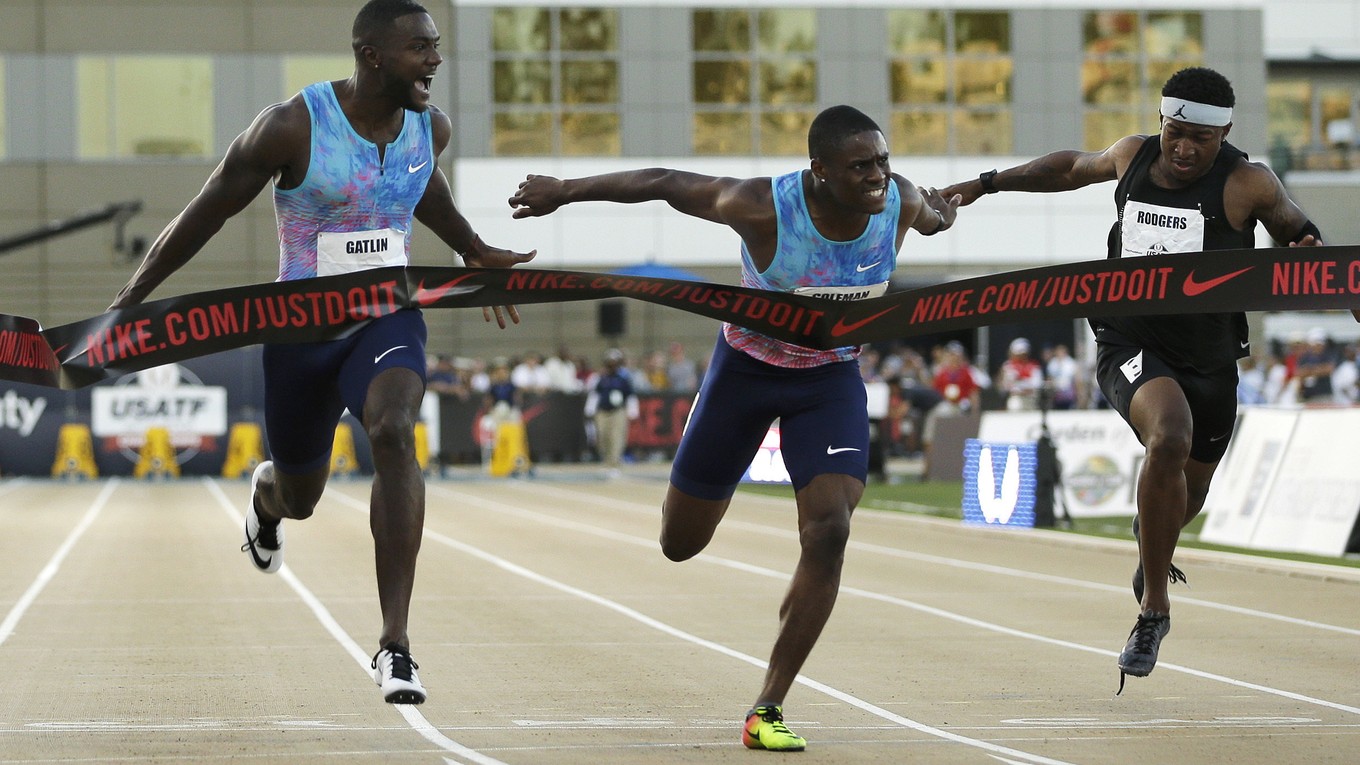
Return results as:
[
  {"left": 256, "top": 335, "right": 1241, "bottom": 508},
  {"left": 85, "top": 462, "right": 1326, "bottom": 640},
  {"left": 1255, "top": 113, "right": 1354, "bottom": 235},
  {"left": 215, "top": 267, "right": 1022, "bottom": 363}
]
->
[
  {"left": 488, "top": 421, "right": 531, "bottom": 477},
  {"left": 221, "top": 422, "right": 265, "bottom": 479},
  {"left": 414, "top": 421, "right": 431, "bottom": 473},
  {"left": 51, "top": 423, "right": 98, "bottom": 480},
  {"left": 330, "top": 422, "right": 358, "bottom": 478},
  {"left": 133, "top": 426, "right": 180, "bottom": 479}
]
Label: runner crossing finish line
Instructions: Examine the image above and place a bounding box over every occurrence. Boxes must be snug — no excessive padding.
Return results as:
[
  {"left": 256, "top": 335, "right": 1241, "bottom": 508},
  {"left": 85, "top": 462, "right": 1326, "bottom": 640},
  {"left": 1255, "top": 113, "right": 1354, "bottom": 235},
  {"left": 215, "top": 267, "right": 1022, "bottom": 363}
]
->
[{"left": 2, "top": 243, "right": 1359, "bottom": 390}]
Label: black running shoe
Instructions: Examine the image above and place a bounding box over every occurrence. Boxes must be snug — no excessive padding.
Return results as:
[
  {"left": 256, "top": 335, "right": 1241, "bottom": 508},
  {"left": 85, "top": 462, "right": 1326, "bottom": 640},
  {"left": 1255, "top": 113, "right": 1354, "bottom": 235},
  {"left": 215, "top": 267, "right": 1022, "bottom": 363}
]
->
[
  {"left": 1131, "top": 516, "right": 1188, "bottom": 605},
  {"left": 1117, "top": 612, "right": 1171, "bottom": 694},
  {"left": 372, "top": 642, "right": 426, "bottom": 704}
]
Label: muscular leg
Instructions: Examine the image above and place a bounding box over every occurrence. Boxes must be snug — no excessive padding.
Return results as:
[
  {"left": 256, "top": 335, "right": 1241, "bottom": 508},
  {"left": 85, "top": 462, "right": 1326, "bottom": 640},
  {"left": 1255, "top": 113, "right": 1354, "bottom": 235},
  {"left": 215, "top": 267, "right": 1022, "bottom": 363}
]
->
[
  {"left": 361, "top": 367, "right": 427, "bottom": 649},
  {"left": 754, "top": 474, "right": 860, "bottom": 707},
  {"left": 659, "top": 485, "right": 731, "bottom": 562},
  {"left": 1127, "top": 377, "right": 1196, "bottom": 615}
]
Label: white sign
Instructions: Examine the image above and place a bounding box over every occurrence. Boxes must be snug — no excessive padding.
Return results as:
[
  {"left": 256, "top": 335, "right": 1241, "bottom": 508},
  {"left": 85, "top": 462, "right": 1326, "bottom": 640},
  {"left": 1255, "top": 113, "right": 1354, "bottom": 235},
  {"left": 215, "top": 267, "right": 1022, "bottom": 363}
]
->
[
  {"left": 1200, "top": 408, "right": 1298, "bottom": 548},
  {"left": 978, "top": 410, "right": 1145, "bottom": 518},
  {"left": 92, "top": 364, "right": 227, "bottom": 437},
  {"left": 1246, "top": 409, "right": 1360, "bottom": 556}
]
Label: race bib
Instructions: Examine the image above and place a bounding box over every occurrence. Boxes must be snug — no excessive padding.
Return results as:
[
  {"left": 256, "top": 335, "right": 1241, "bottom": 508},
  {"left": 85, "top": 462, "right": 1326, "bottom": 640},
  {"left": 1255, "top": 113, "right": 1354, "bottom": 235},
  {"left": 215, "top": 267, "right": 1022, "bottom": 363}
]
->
[
  {"left": 1120, "top": 200, "right": 1205, "bottom": 258},
  {"left": 316, "top": 228, "right": 407, "bottom": 276},
  {"left": 792, "top": 282, "right": 889, "bottom": 301}
]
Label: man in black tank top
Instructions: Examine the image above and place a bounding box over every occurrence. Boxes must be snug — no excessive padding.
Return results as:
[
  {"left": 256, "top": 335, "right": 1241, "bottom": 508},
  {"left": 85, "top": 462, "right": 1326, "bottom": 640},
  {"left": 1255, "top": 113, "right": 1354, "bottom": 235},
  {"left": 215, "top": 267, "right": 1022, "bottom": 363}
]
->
[{"left": 940, "top": 67, "right": 1328, "bottom": 691}]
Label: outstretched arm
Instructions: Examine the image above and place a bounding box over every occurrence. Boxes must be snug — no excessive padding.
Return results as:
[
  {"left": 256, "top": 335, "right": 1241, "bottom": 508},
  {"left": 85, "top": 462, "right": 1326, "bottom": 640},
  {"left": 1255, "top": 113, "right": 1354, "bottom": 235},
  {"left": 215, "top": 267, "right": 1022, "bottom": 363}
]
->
[
  {"left": 938, "top": 135, "right": 1142, "bottom": 207},
  {"left": 109, "top": 102, "right": 300, "bottom": 309},
  {"left": 509, "top": 169, "right": 750, "bottom": 226}
]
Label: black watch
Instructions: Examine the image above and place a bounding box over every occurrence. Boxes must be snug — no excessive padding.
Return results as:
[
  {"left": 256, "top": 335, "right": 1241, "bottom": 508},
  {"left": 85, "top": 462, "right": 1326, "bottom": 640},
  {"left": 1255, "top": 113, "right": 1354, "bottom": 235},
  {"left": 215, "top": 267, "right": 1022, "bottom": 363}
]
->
[{"left": 979, "top": 169, "right": 999, "bottom": 194}]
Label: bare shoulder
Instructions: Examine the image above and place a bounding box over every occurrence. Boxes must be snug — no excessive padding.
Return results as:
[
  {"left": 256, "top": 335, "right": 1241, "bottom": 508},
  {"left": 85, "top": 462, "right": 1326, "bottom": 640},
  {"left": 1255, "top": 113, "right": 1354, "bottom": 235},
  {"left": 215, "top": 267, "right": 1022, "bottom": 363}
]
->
[
  {"left": 1228, "top": 157, "right": 1283, "bottom": 194},
  {"left": 426, "top": 104, "right": 453, "bottom": 154}
]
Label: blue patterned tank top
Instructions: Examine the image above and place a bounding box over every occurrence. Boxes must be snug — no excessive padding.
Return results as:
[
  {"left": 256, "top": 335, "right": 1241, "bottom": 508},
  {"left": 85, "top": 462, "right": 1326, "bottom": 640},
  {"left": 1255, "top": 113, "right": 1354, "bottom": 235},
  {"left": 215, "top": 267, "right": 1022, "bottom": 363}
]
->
[
  {"left": 273, "top": 81, "right": 434, "bottom": 281},
  {"left": 723, "top": 169, "right": 901, "bottom": 368}
]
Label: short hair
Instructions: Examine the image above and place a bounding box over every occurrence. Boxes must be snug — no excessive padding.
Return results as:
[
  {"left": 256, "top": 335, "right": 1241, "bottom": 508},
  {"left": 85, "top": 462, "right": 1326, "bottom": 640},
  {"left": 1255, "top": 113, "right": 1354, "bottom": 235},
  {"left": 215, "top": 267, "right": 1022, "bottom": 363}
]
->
[
  {"left": 807, "top": 105, "right": 882, "bottom": 159},
  {"left": 1162, "top": 67, "right": 1235, "bottom": 109},
  {"left": 352, "top": 0, "right": 428, "bottom": 45}
]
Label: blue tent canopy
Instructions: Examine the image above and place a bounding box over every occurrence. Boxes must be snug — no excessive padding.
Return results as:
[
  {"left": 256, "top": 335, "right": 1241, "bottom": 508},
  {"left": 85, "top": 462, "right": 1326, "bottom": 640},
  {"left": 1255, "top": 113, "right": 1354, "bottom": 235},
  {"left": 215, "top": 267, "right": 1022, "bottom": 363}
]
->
[{"left": 608, "top": 262, "right": 703, "bottom": 281}]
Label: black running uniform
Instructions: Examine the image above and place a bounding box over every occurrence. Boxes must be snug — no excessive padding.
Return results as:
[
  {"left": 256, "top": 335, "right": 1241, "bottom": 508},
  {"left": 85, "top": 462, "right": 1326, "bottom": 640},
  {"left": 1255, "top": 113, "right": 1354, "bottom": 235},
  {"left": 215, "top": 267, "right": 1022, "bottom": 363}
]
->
[{"left": 1091, "top": 136, "right": 1255, "bottom": 463}]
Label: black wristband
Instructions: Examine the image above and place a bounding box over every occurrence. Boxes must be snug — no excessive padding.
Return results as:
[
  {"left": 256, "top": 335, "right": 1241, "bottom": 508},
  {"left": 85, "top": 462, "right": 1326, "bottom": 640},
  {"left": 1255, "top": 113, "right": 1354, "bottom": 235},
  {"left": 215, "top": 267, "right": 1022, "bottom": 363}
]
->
[
  {"left": 1290, "top": 219, "right": 1322, "bottom": 245},
  {"left": 979, "top": 169, "right": 999, "bottom": 194}
]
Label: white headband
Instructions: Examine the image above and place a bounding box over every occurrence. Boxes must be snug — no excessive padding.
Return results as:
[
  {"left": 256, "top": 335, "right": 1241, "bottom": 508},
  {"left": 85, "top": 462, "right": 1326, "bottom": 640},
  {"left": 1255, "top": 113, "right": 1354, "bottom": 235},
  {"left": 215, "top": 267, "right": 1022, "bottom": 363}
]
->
[{"left": 1160, "top": 97, "right": 1232, "bottom": 127}]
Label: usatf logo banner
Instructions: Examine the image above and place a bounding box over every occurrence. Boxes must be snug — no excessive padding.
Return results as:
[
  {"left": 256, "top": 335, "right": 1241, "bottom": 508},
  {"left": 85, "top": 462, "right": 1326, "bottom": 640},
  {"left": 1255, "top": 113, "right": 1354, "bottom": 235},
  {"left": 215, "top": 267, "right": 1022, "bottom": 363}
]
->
[
  {"left": 962, "top": 439, "right": 1038, "bottom": 528},
  {"left": 3, "top": 244, "right": 1360, "bottom": 389}
]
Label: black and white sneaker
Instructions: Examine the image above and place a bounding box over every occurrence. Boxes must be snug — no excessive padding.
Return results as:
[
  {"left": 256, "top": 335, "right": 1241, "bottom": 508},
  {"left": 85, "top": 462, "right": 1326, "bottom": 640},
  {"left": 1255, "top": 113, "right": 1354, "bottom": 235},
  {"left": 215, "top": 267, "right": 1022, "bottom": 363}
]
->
[
  {"left": 1117, "top": 612, "right": 1171, "bottom": 694},
  {"left": 372, "top": 642, "right": 427, "bottom": 704},
  {"left": 241, "top": 461, "right": 283, "bottom": 574},
  {"left": 1131, "top": 516, "right": 1188, "bottom": 605}
]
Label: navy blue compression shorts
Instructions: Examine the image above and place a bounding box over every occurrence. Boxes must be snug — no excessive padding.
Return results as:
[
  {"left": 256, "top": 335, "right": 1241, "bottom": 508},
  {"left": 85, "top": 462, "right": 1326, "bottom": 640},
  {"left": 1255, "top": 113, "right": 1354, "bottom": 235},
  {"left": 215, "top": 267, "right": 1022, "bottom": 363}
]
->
[
  {"left": 262, "top": 309, "right": 427, "bottom": 474},
  {"left": 670, "top": 335, "right": 869, "bottom": 500}
]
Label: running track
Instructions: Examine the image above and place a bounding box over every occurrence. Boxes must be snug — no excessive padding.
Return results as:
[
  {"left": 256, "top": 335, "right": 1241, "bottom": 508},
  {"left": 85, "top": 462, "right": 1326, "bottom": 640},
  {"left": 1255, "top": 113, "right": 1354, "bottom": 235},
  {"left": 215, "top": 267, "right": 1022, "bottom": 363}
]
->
[{"left": 1, "top": 472, "right": 1357, "bottom": 764}]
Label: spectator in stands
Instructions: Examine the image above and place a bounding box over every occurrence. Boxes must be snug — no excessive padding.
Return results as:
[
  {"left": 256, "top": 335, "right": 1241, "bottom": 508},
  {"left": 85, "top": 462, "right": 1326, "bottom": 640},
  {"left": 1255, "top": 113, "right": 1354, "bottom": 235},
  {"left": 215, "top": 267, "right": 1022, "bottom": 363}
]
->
[
  {"left": 997, "top": 337, "right": 1044, "bottom": 411},
  {"left": 585, "top": 348, "right": 638, "bottom": 473},
  {"left": 1045, "top": 344, "right": 1081, "bottom": 410},
  {"left": 426, "top": 354, "right": 465, "bottom": 398},
  {"left": 666, "top": 341, "right": 700, "bottom": 394},
  {"left": 922, "top": 342, "right": 980, "bottom": 480},
  {"left": 484, "top": 359, "right": 519, "bottom": 422},
  {"left": 1236, "top": 355, "right": 1268, "bottom": 405},
  {"left": 1332, "top": 343, "right": 1359, "bottom": 404},
  {"left": 511, "top": 352, "right": 552, "bottom": 395},
  {"left": 1295, "top": 327, "right": 1338, "bottom": 403},
  {"left": 544, "top": 345, "right": 582, "bottom": 392}
]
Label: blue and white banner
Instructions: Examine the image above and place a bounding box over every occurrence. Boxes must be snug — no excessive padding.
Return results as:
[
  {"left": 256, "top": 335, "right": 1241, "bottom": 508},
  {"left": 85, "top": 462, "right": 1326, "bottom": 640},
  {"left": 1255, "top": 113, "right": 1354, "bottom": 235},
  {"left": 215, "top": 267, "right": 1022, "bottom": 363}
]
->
[{"left": 962, "top": 439, "right": 1038, "bottom": 528}]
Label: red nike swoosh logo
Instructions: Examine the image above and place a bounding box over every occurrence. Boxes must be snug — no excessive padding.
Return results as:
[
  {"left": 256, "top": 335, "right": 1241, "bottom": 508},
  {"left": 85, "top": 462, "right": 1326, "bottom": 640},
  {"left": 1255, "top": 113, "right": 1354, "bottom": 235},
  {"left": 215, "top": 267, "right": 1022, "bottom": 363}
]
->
[
  {"left": 414, "top": 273, "right": 479, "bottom": 307},
  {"left": 1182, "top": 266, "right": 1253, "bottom": 296},
  {"left": 830, "top": 306, "right": 899, "bottom": 337}
]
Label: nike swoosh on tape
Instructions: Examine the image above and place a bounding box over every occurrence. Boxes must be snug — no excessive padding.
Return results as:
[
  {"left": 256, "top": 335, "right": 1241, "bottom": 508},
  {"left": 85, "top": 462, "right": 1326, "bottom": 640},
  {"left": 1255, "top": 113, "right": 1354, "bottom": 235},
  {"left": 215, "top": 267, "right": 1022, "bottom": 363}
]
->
[
  {"left": 831, "top": 306, "right": 899, "bottom": 338},
  {"left": 413, "top": 273, "right": 480, "bottom": 307},
  {"left": 375, "top": 345, "right": 408, "bottom": 364},
  {"left": 855, "top": 261, "right": 881, "bottom": 273},
  {"left": 407, "top": 160, "right": 429, "bottom": 173},
  {"left": 826, "top": 446, "right": 861, "bottom": 455},
  {"left": 1182, "top": 266, "right": 1253, "bottom": 296}
]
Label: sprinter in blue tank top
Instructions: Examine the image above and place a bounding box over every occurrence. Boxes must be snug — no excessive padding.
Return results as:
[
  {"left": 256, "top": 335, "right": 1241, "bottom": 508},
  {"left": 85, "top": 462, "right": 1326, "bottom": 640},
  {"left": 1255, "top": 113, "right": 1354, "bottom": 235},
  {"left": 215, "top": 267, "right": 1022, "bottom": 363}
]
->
[
  {"left": 109, "top": 0, "right": 535, "bottom": 705},
  {"left": 510, "top": 106, "right": 960, "bottom": 751}
]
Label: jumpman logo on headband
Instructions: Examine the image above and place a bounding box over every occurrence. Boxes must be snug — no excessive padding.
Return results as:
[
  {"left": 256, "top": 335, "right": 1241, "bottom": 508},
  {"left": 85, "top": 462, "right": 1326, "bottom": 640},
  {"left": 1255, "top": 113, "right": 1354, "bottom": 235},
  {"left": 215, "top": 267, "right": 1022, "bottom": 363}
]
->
[{"left": 1171, "top": 105, "right": 1187, "bottom": 119}]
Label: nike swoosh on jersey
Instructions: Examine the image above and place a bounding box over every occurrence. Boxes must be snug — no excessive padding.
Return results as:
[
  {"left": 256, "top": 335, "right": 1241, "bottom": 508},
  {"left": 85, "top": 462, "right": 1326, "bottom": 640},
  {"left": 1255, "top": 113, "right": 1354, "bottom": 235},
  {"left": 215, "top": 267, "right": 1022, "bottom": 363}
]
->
[
  {"left": 407, "top": 160, "right": 429, "bottom": 174},
  {"left": 374, "top": 345, "right": 408, "bottom": 364},
  {"left": 855, "top": 261, "right": 881, "bottom": 273},
  {"left": 1181, "top": 266, "right": 1253, "bottom": 296},
  {"left": 826, "top": 446, "right": 861, "bottom": 455}
]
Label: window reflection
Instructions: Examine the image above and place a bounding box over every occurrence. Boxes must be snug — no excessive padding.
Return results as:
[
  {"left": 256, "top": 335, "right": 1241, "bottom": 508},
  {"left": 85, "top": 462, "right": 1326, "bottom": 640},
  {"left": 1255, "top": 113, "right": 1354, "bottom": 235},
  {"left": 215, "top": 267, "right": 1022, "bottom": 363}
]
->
[
  {"left": 491, "top": 6, "right": 619, "bottom": 155},
  {"left": 77, "top": 55, "right": 214, "bottom": 159},
  {"left": 693, "top": 9, "right": 817, "bottom": 155},
  {"left": 887, "top": 10, "right": 1011, "bottom": 155},
  {"left": 1081, "top": 11, "right": 1202, "bottom": 150}
]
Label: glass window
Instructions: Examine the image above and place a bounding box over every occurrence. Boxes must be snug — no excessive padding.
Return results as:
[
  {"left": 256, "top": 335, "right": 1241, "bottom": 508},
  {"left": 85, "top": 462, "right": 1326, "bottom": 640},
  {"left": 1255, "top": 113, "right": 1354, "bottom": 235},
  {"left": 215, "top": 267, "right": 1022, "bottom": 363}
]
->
[
  {"left": 1267, "top": 80, "right": 1312, "bottom": 152},
  {"left": 491, "top": 7, "right": 619, "bottom": 156},
  {"left": 692, "top": 9, "right": 817, "bottom": 156},
  {"left": 1081, "top": 11, "right": 1203, "bottom": 150},
  {"left": 888, "top": 10, "right": 1012, "bottom": 156},
  {"left": 0, "top": 57, "right": 6, "bottom": 159},
  {"left": 77, "top": 55, "right": 214, "bottom": 159},
  {"left": 283, "top": 56, "right": 352, "bottom": 98}
]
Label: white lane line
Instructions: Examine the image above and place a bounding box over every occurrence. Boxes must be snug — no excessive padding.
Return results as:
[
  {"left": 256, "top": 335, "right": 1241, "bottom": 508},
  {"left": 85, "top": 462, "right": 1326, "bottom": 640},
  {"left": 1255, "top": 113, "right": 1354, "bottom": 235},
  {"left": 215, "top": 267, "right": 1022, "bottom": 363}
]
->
[
  {"left": 430, "top": 483, "right": 1360, "bottom": 718},
  {"left": 499, "top": 482, "right": 1360, "bottom": 637},
  {"left": 204, "top": 478, "right": 507, "bottom": 765},
  {"left": 398, "top": 485, "right": 1074, "bottom": 765},
  {"left": 0, "top": 479, "right": 118, "bottom": 646}
]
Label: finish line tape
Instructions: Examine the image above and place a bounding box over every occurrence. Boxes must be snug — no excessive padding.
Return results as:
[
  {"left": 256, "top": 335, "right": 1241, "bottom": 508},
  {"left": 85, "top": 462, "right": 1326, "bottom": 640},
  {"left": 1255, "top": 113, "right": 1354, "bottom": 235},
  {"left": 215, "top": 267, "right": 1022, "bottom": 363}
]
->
[{"left": 2, "top": 244, "right": 1358, "bottom": 390}]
